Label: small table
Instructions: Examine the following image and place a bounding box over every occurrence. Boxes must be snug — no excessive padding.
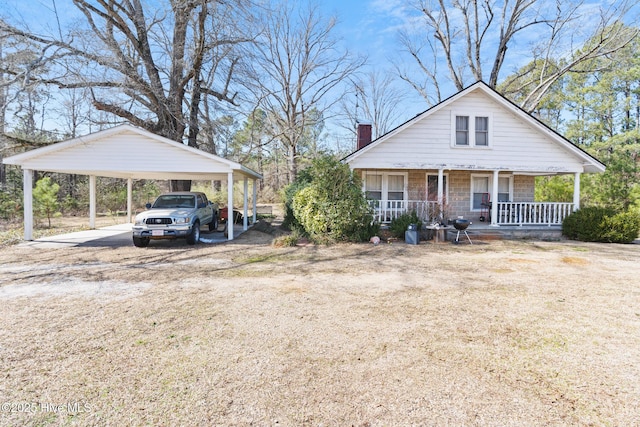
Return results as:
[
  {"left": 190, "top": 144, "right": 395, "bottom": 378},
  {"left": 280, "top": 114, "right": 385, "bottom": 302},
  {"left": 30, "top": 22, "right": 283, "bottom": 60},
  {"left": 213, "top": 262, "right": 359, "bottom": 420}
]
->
[{"left": 425, "top": 225, "right": 449, "bottom": 243}]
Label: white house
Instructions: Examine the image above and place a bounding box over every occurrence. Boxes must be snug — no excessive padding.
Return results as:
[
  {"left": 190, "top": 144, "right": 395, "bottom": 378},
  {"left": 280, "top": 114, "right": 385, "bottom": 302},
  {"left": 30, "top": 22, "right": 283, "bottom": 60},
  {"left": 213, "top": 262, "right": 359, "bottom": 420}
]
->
[{"left": 344, "top": 81, "right": 605, "bottom": 228}]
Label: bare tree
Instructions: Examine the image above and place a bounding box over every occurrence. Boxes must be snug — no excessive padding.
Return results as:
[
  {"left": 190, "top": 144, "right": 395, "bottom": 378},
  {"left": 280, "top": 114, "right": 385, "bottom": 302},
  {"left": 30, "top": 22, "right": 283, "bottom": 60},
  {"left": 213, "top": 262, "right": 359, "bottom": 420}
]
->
[
  {"left": 1, "top": 0, "right": 256, "bottom": 189},
  {"left": 340, "top": 70, "right": 408, "bottom": 141},
  {"left": 249, "top": 0, "right": 365, "bottom": 183},
  {"left": 400, "top": 0, "right": 638, "bottom": 111}
]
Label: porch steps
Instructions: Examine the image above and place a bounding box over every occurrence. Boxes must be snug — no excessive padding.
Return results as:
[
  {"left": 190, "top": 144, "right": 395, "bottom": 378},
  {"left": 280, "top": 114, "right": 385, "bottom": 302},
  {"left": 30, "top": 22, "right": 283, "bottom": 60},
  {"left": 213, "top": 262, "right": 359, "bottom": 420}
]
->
[{"left": 444, "top": 226, "right": 563, "bottom": 242}]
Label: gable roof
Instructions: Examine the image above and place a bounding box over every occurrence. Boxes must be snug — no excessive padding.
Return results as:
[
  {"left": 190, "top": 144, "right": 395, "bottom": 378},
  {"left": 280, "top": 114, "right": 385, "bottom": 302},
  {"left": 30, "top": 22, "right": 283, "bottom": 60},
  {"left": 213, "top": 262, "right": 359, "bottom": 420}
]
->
[
  {"left": 344, "top": 81, "right": 605, "bottom": 174},
  {"left": 3, "top": 124, "right": 262, "bottom": 181}
]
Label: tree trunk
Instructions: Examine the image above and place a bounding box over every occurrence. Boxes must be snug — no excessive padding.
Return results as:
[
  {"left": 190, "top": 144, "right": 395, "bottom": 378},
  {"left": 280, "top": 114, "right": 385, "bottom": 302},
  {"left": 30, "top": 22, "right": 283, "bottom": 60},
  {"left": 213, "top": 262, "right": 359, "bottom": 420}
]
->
[
  {"left": 287, "top": 144, "right": 297, "bottom": 184},
  {"left": 170, "top": 180, "right": 192, "bottom": 192},
  {"left": 0, "top": 154, "right": 5, "bottom": 188}
]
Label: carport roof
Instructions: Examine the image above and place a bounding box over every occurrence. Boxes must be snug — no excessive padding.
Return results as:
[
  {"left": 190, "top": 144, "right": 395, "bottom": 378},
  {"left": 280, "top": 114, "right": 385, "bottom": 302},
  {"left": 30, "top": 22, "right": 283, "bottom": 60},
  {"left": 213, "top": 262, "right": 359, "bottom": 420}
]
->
[{"left": 3, "top": 124, "right": 262, "bottom": 181}]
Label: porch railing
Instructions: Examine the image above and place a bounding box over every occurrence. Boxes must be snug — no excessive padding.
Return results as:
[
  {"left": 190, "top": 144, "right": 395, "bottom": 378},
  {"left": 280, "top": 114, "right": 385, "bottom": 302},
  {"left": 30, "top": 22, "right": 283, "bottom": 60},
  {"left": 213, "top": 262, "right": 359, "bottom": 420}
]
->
[
  {"left": 495, "top": 202, "right": 574, "bottom": 226},
  {"left": 368, "top": 200, "right": 574, "bottom": 226},
  {"left": 368, "top": 200, "right": 439, "bottom": 224}
]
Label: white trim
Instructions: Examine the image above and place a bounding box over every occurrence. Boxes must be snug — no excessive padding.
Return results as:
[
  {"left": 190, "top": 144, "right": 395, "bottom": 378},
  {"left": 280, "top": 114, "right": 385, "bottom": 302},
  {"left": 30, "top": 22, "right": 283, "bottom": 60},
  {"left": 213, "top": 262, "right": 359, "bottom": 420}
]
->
[{"left": 3, "top": 124, "right": 263, "bottom": 180}]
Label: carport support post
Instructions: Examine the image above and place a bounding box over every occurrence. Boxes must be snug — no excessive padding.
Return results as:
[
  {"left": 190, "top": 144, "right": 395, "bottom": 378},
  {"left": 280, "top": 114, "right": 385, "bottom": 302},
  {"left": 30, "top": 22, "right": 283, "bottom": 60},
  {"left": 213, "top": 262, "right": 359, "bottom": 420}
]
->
[
  {"left": 227, "top": 171, "right": 234, "bottom": 240},
  {"left": 252, "top": 179, "right": 257, "bottom": 224},
  {"left": 127, "top": 178, "right": 133, "bottom": 222},
  {"left": 89, "top": 175, "right": 96, "bottom": 229},
  {"left": 243, "top": 176, "right": 248, "bottom": 231},
  {"left": 23, "top": 168, "right": 33, "bottom": 241}
]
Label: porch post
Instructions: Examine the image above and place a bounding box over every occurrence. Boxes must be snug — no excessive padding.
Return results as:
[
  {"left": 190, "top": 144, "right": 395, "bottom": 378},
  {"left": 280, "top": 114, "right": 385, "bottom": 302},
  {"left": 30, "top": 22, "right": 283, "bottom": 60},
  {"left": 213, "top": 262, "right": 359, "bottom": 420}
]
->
[
  {"left": 89, "top": 175, "right": 96, "bottom": 229},
  {"left": 243, "top": 176, "right": 249, "bottom": 231},
  {"left": 573, "top": 172, "right": 581, "bottom": 211},
  {"left": 127, "top": 178, "right": 133, "bottom": 222},
  {"left": 227, "top": 171, "right": 234, "bottom": 240},
  {"left": 490, "top": 170, "right": 499, "bottom": 226},
  {"left": 437, "top": 168, "right": 444, "bottom": 219},
  {"left": 23, "top": 169, "right": 33, "bottom": 241}
]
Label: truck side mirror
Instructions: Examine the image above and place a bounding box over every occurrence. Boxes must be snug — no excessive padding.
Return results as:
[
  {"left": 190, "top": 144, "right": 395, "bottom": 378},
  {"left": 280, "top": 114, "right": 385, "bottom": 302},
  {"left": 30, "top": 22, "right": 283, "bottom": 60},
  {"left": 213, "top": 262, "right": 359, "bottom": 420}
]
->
[{"left": 146, "top": 203, "right": 152, "bottom": 209}]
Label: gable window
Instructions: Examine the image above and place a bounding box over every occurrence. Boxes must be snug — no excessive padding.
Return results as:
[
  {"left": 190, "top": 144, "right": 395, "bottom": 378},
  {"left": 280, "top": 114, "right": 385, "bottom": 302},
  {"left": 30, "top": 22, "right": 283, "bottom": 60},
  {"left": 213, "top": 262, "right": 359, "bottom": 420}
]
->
[
  {"left": 453, "top": 113, "right": 491, "bottom": 147},
  {"left": 364, "top": 172, "right": 407, "bottom": 203},
  {"left": 455, "top": 116, "right": 469, "bottom": 145},
  {"left": 475, "top": 117, "right": 489, "bottom": 146}
]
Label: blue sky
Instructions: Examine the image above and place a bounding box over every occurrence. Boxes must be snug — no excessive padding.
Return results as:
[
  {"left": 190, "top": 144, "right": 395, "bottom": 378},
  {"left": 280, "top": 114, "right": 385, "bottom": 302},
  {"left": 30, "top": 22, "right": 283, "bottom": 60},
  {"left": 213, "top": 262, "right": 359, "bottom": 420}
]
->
[{"left": 2, "top": 0, "right": 637, "bottom": 140}]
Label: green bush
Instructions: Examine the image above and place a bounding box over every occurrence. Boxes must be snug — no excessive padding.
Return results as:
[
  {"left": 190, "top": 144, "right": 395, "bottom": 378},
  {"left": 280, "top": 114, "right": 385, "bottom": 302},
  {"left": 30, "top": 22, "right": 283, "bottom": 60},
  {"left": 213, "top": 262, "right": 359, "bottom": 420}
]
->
[
  {"left": 389, "top": 211, "right": 422, "bottom": 239},
  {"left": 33, "top": 177, "right": 60, "bottom": 228},
  {"left": 562, "top": 207, "right": 640, "bottom": 243},
  {"left": 0, "top": 190, "right": 22, "bottom": 221},
  {"left": 601, "top": 211, "right": 640, "bottom": 243},
  {"left": 289, "top": 155, "right": 376, "bottom": 243},
  {"left": 281, "top": 168, "right": 313, "bottom": 231}
]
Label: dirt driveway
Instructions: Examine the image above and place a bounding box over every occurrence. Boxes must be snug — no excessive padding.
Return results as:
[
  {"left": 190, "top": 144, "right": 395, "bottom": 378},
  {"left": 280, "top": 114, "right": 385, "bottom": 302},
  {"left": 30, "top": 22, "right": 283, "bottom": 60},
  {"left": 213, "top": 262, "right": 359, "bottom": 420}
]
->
[{"left": 1, "top": 227, "right": 639, "bottom": 426}]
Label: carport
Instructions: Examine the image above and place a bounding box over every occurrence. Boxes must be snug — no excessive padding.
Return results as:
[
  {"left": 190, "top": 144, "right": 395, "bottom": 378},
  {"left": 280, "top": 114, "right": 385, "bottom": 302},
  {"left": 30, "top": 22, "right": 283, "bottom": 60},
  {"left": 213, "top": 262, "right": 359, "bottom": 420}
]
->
[{"left": 2, "top": 124, "right": 262, "bottom": 242}]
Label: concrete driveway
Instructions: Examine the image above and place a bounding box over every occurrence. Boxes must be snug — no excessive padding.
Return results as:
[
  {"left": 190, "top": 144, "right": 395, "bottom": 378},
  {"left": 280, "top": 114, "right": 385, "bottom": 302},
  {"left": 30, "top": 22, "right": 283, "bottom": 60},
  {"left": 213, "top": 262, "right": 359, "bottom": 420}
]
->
[{"left": 19, "top": 223, "right": 243, "bottom": 248}]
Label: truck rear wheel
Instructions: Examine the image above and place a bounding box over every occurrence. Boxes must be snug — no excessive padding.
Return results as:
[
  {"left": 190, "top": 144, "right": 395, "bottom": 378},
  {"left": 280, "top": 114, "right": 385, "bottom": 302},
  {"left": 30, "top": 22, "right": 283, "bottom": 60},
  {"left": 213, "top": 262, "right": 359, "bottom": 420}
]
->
[
  {"left": 208, "top": 213, "right": 218, "bottom": 231},
  {"left": 187, "top": 220, "right": 200, "bottom": 245}
]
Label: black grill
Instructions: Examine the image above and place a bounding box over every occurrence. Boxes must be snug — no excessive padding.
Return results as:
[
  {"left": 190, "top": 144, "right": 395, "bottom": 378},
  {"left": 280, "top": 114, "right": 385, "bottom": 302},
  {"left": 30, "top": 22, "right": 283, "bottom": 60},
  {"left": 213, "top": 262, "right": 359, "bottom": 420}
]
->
[{"left": 145, "top": 218, "right": 172, "bottom": 225}]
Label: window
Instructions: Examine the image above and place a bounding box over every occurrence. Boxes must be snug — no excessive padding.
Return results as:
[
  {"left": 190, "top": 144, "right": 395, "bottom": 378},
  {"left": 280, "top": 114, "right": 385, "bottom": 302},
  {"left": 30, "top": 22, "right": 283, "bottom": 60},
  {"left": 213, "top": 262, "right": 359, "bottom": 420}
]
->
[
  {"left": 387, "top": 175, "right": 404, "bottom": 200},
  {"left": 455, "top": 116, "right": 469, "bottom": 146},
  {"left": 453, "top": 113, "right": 491, "bottom": 147},
  {"left": 472, "top": 176, "right": 489, "bottom": 210},
  {"left": 427, "top": 174, "right": 448, "bottom": 202},
  {"left": 365, "top": 174, "right": 382, "bottom": 200},
  {"left": 475, "top": 117, "right": 488, "bottom": 146},
  {"left": 498, "top": 177, "right": 510, "bottom": 202},
  {"left": 364, "top": 173, "right": 407, "bottom": 202},
  {"left": 470, "top": 174, "right": 513, "bottom": 210}
]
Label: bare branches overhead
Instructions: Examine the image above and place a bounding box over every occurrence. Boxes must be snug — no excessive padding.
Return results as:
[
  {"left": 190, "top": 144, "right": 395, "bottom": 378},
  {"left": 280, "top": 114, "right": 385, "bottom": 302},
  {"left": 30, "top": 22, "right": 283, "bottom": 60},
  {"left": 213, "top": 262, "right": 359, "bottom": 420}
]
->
[
  {"left": 400, "top": 0, "right": 638, "bottom": 111},
  {"left": 0, "top": 0, "right": 256, "bottom": 143},
  {"left": 248, "top": 1, "right": 365, "bottom": 182}
]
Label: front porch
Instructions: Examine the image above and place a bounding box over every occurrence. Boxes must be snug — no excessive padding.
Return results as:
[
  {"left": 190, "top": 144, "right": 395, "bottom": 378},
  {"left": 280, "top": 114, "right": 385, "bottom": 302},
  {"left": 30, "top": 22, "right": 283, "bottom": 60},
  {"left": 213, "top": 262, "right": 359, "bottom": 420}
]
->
[{"left": 369, "top": 200, "right": 574, "bottom": 227}]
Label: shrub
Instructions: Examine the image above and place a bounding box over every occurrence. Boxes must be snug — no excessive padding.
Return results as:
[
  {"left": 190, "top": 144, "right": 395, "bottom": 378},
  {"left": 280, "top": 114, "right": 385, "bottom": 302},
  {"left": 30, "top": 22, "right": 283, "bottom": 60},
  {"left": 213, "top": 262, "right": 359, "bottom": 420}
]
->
[
  {"left": 289, "top": 155, "right": 376, "bottom": 242},
  {"left": 281, "top": 168, "right": 312, "bottom": 230},
  {"left": 562, "top": 206, "right": 640, "bottom": 243},
  {"left": 601, "top": 211, "right": 640, "bottom": 243},
  {"left": 0, "top": 190, "right": 22, "bottom": 221},
  {"left": 389, "top": 211, "right": 422, "bottom": 239},
  {"left": 33, "top": 177, "right": 60, "bottom": 228},
  {"left": 273, "top": 227, "right": 303, "bottom": 247}
]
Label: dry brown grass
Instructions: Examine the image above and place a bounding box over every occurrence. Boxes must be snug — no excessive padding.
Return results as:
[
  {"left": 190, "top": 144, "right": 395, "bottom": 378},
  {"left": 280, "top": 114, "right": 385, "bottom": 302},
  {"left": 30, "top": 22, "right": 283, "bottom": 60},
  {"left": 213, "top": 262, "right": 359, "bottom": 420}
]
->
[{"left": 1, "top": 230, "right": 639, "bottom": 426}]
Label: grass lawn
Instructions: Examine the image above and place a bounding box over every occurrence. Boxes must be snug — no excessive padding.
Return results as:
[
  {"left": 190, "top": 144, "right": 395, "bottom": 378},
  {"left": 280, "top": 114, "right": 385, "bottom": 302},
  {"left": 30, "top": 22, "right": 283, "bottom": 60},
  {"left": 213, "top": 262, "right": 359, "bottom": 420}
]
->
[{"left": 1, "top": 226, "right": 639, "bottom": 426}]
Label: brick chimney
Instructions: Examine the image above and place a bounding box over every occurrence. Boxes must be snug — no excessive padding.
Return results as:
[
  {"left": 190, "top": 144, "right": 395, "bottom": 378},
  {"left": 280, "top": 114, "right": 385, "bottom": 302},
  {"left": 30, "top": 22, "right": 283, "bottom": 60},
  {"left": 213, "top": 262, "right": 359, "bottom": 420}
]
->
[{"left": 356, "top": 123, "right": 372, "bottom": 150}]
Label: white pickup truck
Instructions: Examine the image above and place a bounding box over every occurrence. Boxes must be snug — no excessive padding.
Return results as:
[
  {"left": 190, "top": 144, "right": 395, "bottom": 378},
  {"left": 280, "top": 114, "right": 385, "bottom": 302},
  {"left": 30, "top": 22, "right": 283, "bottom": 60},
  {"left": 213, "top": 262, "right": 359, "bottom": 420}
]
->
[{"left": 132, "top": 192, "right": 218, "bottom": 247}]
